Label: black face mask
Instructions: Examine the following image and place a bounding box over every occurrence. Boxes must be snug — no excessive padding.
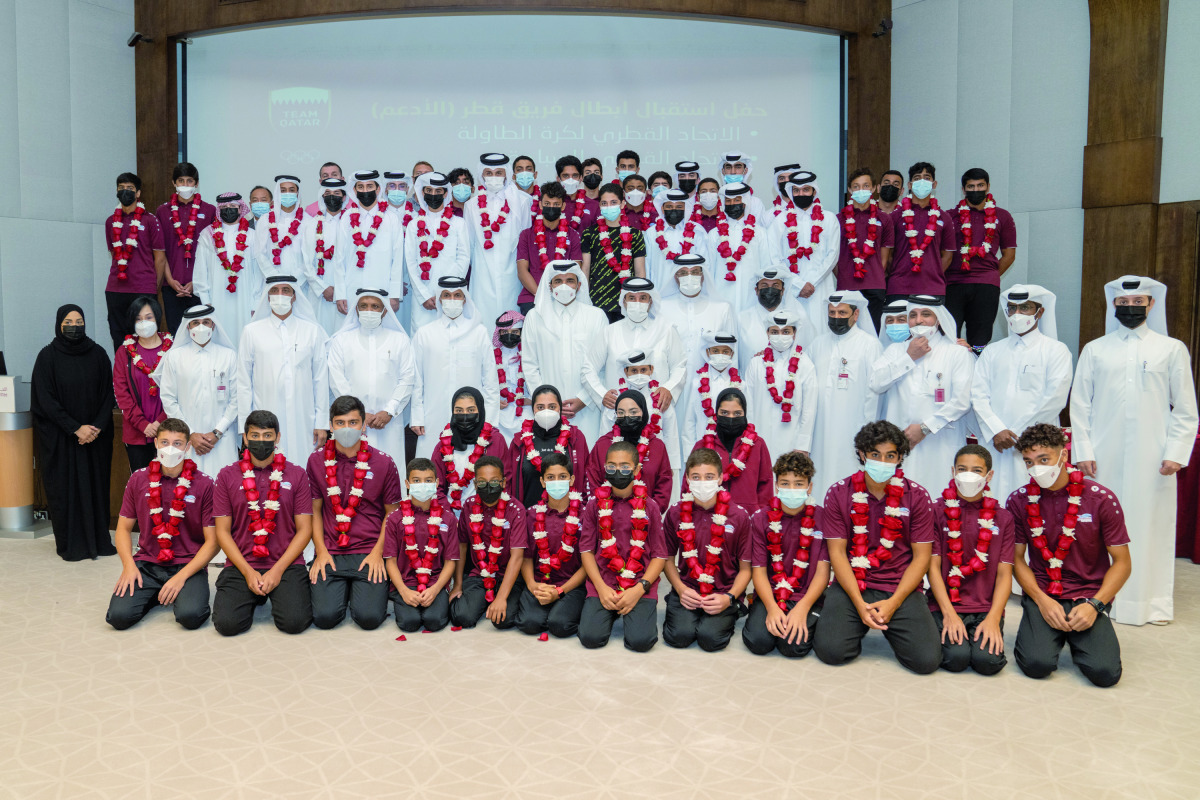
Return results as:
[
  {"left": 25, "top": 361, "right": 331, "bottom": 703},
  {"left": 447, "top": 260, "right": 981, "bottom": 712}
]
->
[
  {"left": 219, "top": 207, "right": 240, "bottom": 224},
  {"left": 879, "top": 185, "right": 901, "bottom": 203},
  {"left": 725, "top": 203, "right": 745, "bottom": 220},
  {"left": 476, "top": 481, "right": 504, "bottom": 505},
  {"left": 663, "top": 209, "right": 685, "bottom": 226},
  {"left": 965, "top": 190, "right": 988, "bottom": 206},
  {"left": 757, "top": 287, "right": 782, "bottom": 310},
  {"left": 677, "top": 178, "right": 697, "bottom": 195},
  {"left": 62, "top": 325, "right": 84, "bottom": 340},
  {"left": 777, "top": 181, "right": 789, "bottom": 198},
  {"left": 323, "top": 194, "right": 344, "bottom": 213},
  {"left": 451, "top": 413, "right": 479, "bottom": 433},
  {"left": 795, "top": 194, "right": 815, "bottom": 210},
  {"left": 424, "top": 193, "right": 444, "bottom": 210},
  {"left": 356, "top": 190, "right": 378, "bottom": 208},
  {"left": 716, "top": 415, "right": 748, "bottom": 438},
  {"left": 607, "top": 469, "right": 636, "bottom": 490},
  {"left": 582, "top": 173, "right": 603, "bottom": 190},
  {"left": 1115, "top": 305, "right": 1148, "bottom": 329},
  {"left": 498, "top": 332, "right": 521, "bottom": 348},
  {"left": 116, "top": 189, "right": 136, "bottom": 207},
  {"left": 828, "top": 317, "right": 852, "bottom": 336},
  {"left": 617, "top": 416, "right": 644, "bottom": 440},
  {"left": 246, "top": 440, "right": 275, "bottom": 461},
  {"left": 541, "top": 205, "right": 562, "bottom": 222}
]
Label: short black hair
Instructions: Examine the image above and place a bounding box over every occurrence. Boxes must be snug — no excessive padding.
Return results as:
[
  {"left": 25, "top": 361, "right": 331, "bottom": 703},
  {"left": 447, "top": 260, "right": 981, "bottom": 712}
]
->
[
  {"left": 881, "top": 169, "right": 904, "bottom": 183},
  {"left": 616, "top": 150, "right": 640, "bottom": 167},
  {"left": 513, "top": 155, "right": 535, "bottom": 170},
  {"left": 1016, "top": 423, "right": 1066, "bottom": 453},
  {"left": 447, "top": 167, "right": 474, "bottom": 186},
  {"left": 406, "top": 457, "right": 437, "bottom": 478},
  {"left": 172, "top": 162, "right": 199, "bottom": 183},
  {"left": 329, "top": 395, "right": 366, "bottom": 422},
  {"left": 698, "top": 177, "right": 721, "bottom": 193},
  {"left": 598, "top": 184, "right": 624, "bottom": 202},
  {"left": 116, "top": 172, "right": 141, "bottom": 191},
  {"left": 250, "top": 185, "right": 272, "bottom": 200},
  {"left": 847, "top": 167, "right": 875, "bottom": 186},
  {"left": 854, "top": 420, "right": 910, "bottom": 463},
  {"left": 581, "top": 157, "right": 603, "bottom": 172},
  {"left": 647, "top": 170, "right": 672, "bottom": 188},
  {"left": 475, "top": 455, "right": 505, "bottom": 476},
  {"left": 540, "top": 452, "right": 573, "bottom": 476},
  {"left": 908, "top": 161, "right": 936, "bottom": 180},
  {"left": 320, "top": 161, "right": 341, "bottom": 172},
  {"left": 774, "top": 451, "right": 816, "bottom": 481},
  {"left": 955, "top": 443, "right": 992, "bottom": 471},
  {"left": 555, "top": 155, "right": 583, "bottom": 176},
  {"left": 620, "top": 173, "right": 646, "bottom": 190},
  {"left": 606, "top": 439, "right": 638, "bottom": 461},
  {"left": 125, "top": 295, "right": 162, "bottom": 337},
  {"left": 540, "top": 181, "right": 566, "bottom": 201},
  {"left": 961, "top": 167, "right": 990, "bottom": 187},
  {"left": 245, "top": 409, "right": 279, "bottom": 434}
]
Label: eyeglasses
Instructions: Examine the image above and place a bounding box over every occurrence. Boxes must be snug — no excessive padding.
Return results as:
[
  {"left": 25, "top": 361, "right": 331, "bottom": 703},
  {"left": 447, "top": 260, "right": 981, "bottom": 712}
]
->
[
  {"left": 475, "top": 480, "right": 504, "bottom": 491},
  {"left": 605, "top": 466, "right": 634, "bottom": 477}
]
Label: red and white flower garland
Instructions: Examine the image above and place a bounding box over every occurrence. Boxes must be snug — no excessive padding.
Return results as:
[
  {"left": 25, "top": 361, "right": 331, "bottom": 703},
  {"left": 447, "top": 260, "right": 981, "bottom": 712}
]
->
[
  {"left": 628, "top": 201, "right": 655, "bottom": 229},
  {"left": 530, "top": 491, "right": 583, "bottom": 583},
  {"left": 313, "top": 215, "right": 336, "bottom": 278},
  {"left": 323, "top": 434, "right": 370, "bottom": 548},
  {"left": 349, "top": 202, "right": 387, "bottom": 269},
  {"left": 267, "top": 207, "right": 304, "bottom": 266},
  {"left": 899, "top": 197, "right": 942, "bottom": 273},
  {"left": 782, "top": 200, "right": 824, "bottom": 274},
  {"left": 941, "top": 479, "right": 998, "bottom": 603},
  {"left": 495, "top": 346, "right": 525, "bottom": 417},
  {"left": 1025, "top": 467, "right": 1085, "bottom": 596},
  {"left": 437, "top": 422, "right": 495, "bottom": 512},
  {"left": 716, "top": 214, "right": 758, "bottom": 282},
  {"left": 476, "top": 191, "right": 511, "bottom": 250},
  {"left": 170, "top": 193, "right": 202, "bottom": 260},
  {"left": 761, "top": 342, "right": 803, "bottom": 423},
  {"left": 596, "top": 211, "right": 635, "bottom": 280},
  {"left": 701, "top": 421, "right": 759, "bottom": 483},
  {"left": 676, "top": 489, "right": 731, "bottom": 595},
  {"left": 533, "top": 215, "right": 570, "bottom": 271},
  {"left": 400, "top": 496, "right": 444, "bottom": 592},
  {"left": 468, "top": 491, "right": 510, "bottom": 602},
  {"left": 415, "top": 204, "right": 454, "bottom": 280},
  {"left": 653, "top": 216, "right": 701, "bottom": 261},
  {"left": 841, "top": 199, "right": 882, "bottom": 281},
  {"left": 565, "top": 189, "right": 588, "bottom": 230},
  {"left": 212, "top": 218, "right": 250, "bottom": 294},
  {"left": 955, "top": 194, "right": 998, "bottom": 271},
  {"left": 241, "top": 450, "right": 286, "bottom": 558},
  {"left": 518, "top": 418, "right": 572, "bottom": 473},
  {"left": 848, "top": 469, "right": 906, "bottom": 591},
  {"left": 766, "top": 497, "right": 817, "bottom": 605},
  {"left": 110, "top": 202, "right": 146, "bottom": 282},
  {"left": 122, "top": 333, "right": 173, "bottom": 397},
  {"left": 146, "top": 457, "right": 196, "bottom": 562},
  {"left": 696, "top": 363, "right": 742, "bottom": 422},
  {"left": 595, "top": 481, "right": 651, "bottom": 590}
]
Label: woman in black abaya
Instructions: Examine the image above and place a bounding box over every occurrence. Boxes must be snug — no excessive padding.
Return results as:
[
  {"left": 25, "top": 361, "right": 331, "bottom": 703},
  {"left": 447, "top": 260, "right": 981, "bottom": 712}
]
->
[{"left": 31, "top": 304, "right": 117, "bottom": 561}]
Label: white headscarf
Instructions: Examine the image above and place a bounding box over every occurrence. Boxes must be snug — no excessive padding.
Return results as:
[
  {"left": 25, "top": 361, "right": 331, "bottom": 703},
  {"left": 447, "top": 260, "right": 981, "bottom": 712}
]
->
[
  {"left": 907, "top": 295, "right": 957, "bottom": 340},
  {"left": 478, "top": 153, "right": 513, "bottom": 193},
  {"left": 168, "top": 303, "right": 236, "bottom": 353},
  {"left": 333, "top": 288, "right": 406, "bottom": 336},
  {"left": 433, "top": 276, "right": 480, "bottom": 323},
  {"left": 1103, "top": 274, "right": 1168, "bottom": 335},
  {"left": 658, "top": 252, "right": 717, "bottom": 301},
  {"left": 826, "top": 290, "right": 876, "bottom": 336},
  {"left": 787, "top": 172, "right": 820, "bottom": 208},
  {"left": 252, "top": 275, "right": 319, "bottom": 324},
  {"left": 879, "top": 298, "right": 909, "bottom": 346},
  {"left": 618, "top": 276, "right": 664, "bottom": 320},
  {"left": 674, "top": 160, "right": 701, "bottom": 187},
  {"left": 652, "top": 188, "right": 695, "bottom": 228},
  {"left": 696, "top": 329, "right": 739, "bottom": 371},
  {"left": 772, "top": 163, "right": 801, "bottom": 201},
  {"left": 719, "top": 152, "right": 753, "bottom": 184},
  {"left": 413, "top": 171, "right": 452, "bottom": 213},
  {"left": 1000, "top": 284, "right": 1059, "bottom": 341},
  {"left": 272, "top": 174, "right": 302, "bottom": 214},
  {"left": 533, "top": 259, "right": 594, "bottom": 308},
  {"left": 748, "top": 261, "right": 796, "bottom": 312},
  {"left": 619, "top": 348, "right": 655, "bottom": 374}
]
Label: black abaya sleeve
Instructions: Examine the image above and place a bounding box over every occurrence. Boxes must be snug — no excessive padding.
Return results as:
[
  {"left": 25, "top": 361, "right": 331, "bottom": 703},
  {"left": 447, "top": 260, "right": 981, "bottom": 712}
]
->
[
  {"left": 88, "top": 350, "right": 115, "bottom": 431},
  {"left": 31, "top": 348, "right": 81, "bottom": 435}
]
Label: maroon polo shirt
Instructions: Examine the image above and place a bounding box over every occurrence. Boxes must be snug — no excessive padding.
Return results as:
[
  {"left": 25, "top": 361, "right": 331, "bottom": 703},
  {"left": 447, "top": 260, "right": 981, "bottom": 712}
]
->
[
  {"left": 515, "top": 222, "right": 583, "bottom": 305},
  {"left": 1005, "top": 477, "right": 1130, "bottom": 600},
  {"left": 120, "top": 465, "right": 216, "bottom": 566},
  {"left": 105, "top": 209, "right": 165, "bottom": 294},
  {"left": 930, "top": 497, "right": 1016, "bottom": 614},
  {"left": 214, "top": 459, "right": 312, "bottom": 570},
  {"left": 456, "top": 497, "right": 528, "bottom": 578},
  {"left": 579, "top": 494, "right": 669, "bottom": 599},
  {"left": 945, "top": 205, "right": 1017, "bottom": 287},
  {"left": 587, "top": 432, "right": 672, "bottom": 512},
  {"left": 886, "top": 203, "right": 956, "bottom": 297},
  {"left": 625, "top": 204, "right": 659, "bottom": 232},
  {"left": 382, "top": 493, "right": 459, "bottom": 589},
  {"left": 306, "top": 444, "right": 404, "bottom": 554},
  {"left": 822, "top": 474, "right": 937, "bottom": 593},
  {"left": 748, "top": 505, "right": 830, "bottom": 598},
  {"left": 155, "top": 198, "right": 217, "bottom": 285},
  {"left": 684, "top": 435, "right": 774, "bottom": 514},
  {"left": 524, "top": 501, "right": 585, "bottom": 585},
  {"left": 663, "top": 499, "right": 752, "bottom": 594},
  {"left": 835, "top": 206, "right": 895, "bottom": 292},
  {"left": 566, "top": 195, "right": 600, "bottom": 232},
  {"left": 695, "top": 213, "right": 721, "bottom": 233}
]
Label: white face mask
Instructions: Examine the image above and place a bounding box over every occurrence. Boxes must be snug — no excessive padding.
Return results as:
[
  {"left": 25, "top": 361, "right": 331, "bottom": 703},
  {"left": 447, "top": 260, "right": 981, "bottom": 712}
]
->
[
  {"left": 689, "top": 479, "right": 720, "bottom": 503},
  {"left": 624, "top": 189, "right": 646, "bottom": 207},
  {"left": 625, "top": 373, "right": 651, "bottom": 391},
  {"left": 157, "top": 445, "right": 186, "bottom": 469},
  {"left": 359, "top": 310, "right": 383, "bottom": 330},
  {"left": 954, "top": 472, "right": 987, "bottom": 497},
  {"left": 625, "top": 301, "right": 650, "bottom": 323},
  {"left": 1028, "top": 454, "right": 1064, "bottom": 489},
  {"left": 768, "top": 334, "right": 794, "bottom": 351},
  {"left": 175, "top": 185, "right": 197, "bottom": 200},
  {"left": 269, "top": 295, "right": 293, "bottom": 316},
  {"left": 910, "top": 324, "right": 936, "bottom": 338},
  {"left": 552, "top": 284, "right": 577, "bottom": 305},
  {"left": 534, "top": 408, "right": 561, "bottom": 430},
  {"left": 483, "top": 175, "right": 505, "bottom": 192},
  {"left": 409, "top": 481, "right": 437, "bottom": 502},
  {"left": 560, "top": 178, "right": 581, "bottom": 194},
  {"left": 698, "top": 191, "right": 719, "bottom": 210},
  {"left": 441, "top": 298, "right": 464, "bottom": 319},
  {"left": 707, "top": 353, "right": 733, "bottom": 372},
  {"left": 188, "top": 324, "right": 213, "bottom": 346},
  {"left": 678, "top": 275, "right": 703, "bottom": 297},
  {"left": 134, "top": 319, "right": 158, "bottom": 339},
  {"left": 1008, "top": 313, "right": 1036, "bottom": 335}
]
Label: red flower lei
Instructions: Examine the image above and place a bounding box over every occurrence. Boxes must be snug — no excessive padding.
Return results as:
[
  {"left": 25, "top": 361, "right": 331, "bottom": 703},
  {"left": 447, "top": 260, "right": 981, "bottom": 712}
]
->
[
  {"left": 110, "top": 202, "right": 146, "bottom": 282},
  {"left": 899, "top": 197, "right": 942, "bottom": 273},
  {"left": 653, "top": 216, "right": 701, "bottom": 260},
  {"left": 530, "top": 491, "right": 583, "bottom": 583},
  {"left": 323, "top": 435, "right": 371, "bottom": 548},
  {"left": 122, "top": 333, "right": 172, "bottom": 397},
  {"left": 533, "top": 215, "right": 570, "bottom": 271},
  {"left": 267, "top": 207, "right": 304, "bottom": 266},
  {"left": 170, "top": 193, "right": 202, "bottom": 259},
  {"left": 211, "top": 218, "right": 250, "bottom": 294},
  {"left": 761, "top": 342, "right": 804, "bottom": 423},
  {"left": 848, "top": 470, "right": 907, "bottom": 591},
  {"left": 240, "top": 450, "right": 287, "bottom": 558},
  {"left": 955, "top": 194, "right": 998, "bottom": 271},
  {"left": 715, "top": 214, "right": 757, "bottom": 282},
  {"left": 782, "top": 200, "right": 824, "bottom": 274},
  {"left": 313, "top": 214, "right": 338, "bottom": 277},
  {"left": 518, "top": 417, "right": 572, "bottom": 472},
  {"left": 940, "top": 479, "right": 999, "bottom": 603},
  {"left": 349, "top": 202, "right": 387, "bottom": 269},
  {"left": 611, "top": 379, "right": 662, "bottom": 469},
  {"left": 476, "top": 191, "right": 511, "bottom": 249},
  {"left": 437, "top": 422, "right": 495, "bottom": 511},
  {"left": 495, "top": 346, "right": 525, "bottom": 416},
  {"left": 701, "top": 421, "right": 759, "bottom": 483},
  {"left": 146, "top": 457, "right": 197, "bottom": 563},
  {"left": 696, "top": 363, "right": 742, "bottom": 422},
  {"left": 565, "top": 189, "right": 588, "bottom": 230},
  {"left": 595, "top": 482, "right": 651, "bottom": 589},
  {"left": 468, "top": 492, "right": 510, "bottom": 601},
  {"left": 400, "top": 497, "right": 445, "bottom": 592},
  {"left": 766, "top": 497, "right": 817, "bottom": 604},
  {"left": 1024, "top": 467, "right": 1085, "bottom": 596},
  {"left": 596, "top": 211, "right": 635, "bottom": 279},
  {"left": 677, "top": 489, "right": 731, "bottom": 595},
  {"left": 841, "top": 200, "right": 882, "bottom": 281},
  {"left": 416, "top": 204, "right": 454, "bottom": 280}
]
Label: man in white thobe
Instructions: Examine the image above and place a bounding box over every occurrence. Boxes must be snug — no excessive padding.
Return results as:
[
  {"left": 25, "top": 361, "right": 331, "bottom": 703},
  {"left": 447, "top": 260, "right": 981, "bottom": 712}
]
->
[
  {"left": 1070, "top": 275, "right": 1198, "bottom": 625},
  {"left": 744, "top": 309, "right": 818, "bottom": 457},
  {"left": 334, "top": 169, "right": 405, "bottom": 322},
  {"left": 706, "top": 181, "right": 770, "bottom": 319},
  {"left": 254, "top": 174, "right": 307, "bottom": 287},
  {"left": 682, "top": 330, "right": 742, "bottom": 447},
  {"left": 601, "top": 277, "right": 687, "bottom": 416},
  {"left": 492, "top": 310, "right": 531, "bottom": 439},
  {"left": 766, "top": 163, "right": 799, "bottom": 222},
  {"left": 645, "top": 189, "right": 712, "bottom": 287},
  {"left": 193, "top": 191, "right": 260, "bottom": 348},
  {"left": 236, "top": 275, "right": 330, "bottom": 461},
  {"left": 737, "top": 262, "right": 812, "bottom": 372},
  {"left": 768, "top": 172, "right": 840, "bottom": 326},
  {"left": 301, "top": 177, "right": 349, "bottom": 336},
  {"left": 405, "top": 171, "right": 471, "bottom": 331},
  {"left": 464, "top": 152, "right": 534, "bottom": 329},
  {"left": 327, "top": 287, "right": 416, "bottom": 468}
]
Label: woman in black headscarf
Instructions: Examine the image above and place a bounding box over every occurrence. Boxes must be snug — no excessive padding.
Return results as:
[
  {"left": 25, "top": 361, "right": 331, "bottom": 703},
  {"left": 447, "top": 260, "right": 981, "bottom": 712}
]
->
[
  {"left": 431, "top": 386, "right": 508, "bottom": 514},
  {"left": 505, "top": 384, "right": 591, "bottom": 508},
  {"left": 683, "top": 387, "right": 773, "bottom": 513},
  {"left": 585, "top": 389, "right": 672, "bottom": 510},
  {"left": 31, "top": 304, "right": 118, "bottom": 561}
]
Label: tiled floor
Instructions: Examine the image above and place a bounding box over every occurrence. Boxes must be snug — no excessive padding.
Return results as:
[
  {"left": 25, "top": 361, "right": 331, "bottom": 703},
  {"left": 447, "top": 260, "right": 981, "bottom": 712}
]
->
[{"left": 1, "top": 535, "right": 1197, "bottom": 799}]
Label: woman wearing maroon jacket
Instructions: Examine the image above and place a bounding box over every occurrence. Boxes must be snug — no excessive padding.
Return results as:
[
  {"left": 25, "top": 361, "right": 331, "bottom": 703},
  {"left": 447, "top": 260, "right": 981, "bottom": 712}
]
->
[{"left": 112, "top": 295, "right": 170, "bottom": 473}]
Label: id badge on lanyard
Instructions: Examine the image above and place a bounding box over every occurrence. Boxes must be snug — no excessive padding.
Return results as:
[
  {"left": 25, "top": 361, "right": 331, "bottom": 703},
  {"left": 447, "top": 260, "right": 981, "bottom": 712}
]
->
[
  {"left": 933, "top": 372, "right": 945, "bottom": 404},
  {"left": 215, "top": 370, "right": 228, "bottom": 405},
  {"left": 837, "top": 357, "right": 850, "bottom": 390}
]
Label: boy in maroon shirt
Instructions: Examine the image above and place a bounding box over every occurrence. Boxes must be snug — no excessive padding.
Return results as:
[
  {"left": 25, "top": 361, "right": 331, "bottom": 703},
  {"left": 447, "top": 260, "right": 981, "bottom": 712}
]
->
[
  {"left": 1008, "top": 424, "right": 1131, "bottom": 687},
  {"left": 885, "top": 162, "right": 956, "bottom": 302},
  {"left": 105, "top": 171, "right": 166, "bottom": 352},
  {"left": 518, "top": 453, "right": 588, "bottom": 638},
  {"left": 516, "top": 181, "right": 583, "bottom": 311},
  {"left": 154, "top": 162, "right": 217, "bottom": 331},
  {"left": 107, "top": 418, "right": 218, "bottom": 630},
  {"left": 578, "top": 440, "right": 670, "bottom": 651},
  {"left": 926, "top": 444, "right": 1016, "bottom": 675},
  {"left": 450, "top": 455, "right": 528, "bottom": 629},
  {"left": 212, "top": 409, "right": 315, "bottom": 635},
  {"left": 837, "top": 168, "right": 895, "bottom": 329},
  {"left": 813, "top": 420, "right": 941, "bottom": 673},
  {"left": 383, "top": 458, "right": 458, "bottom": 632},
  {"left": 662, "top": 448, "right": 752, "bottom": 651},
  {"left": 555, "top": 155, "right": 599, "bottom": 232},
  {"left": 742, "top": 452, "right": 830, "bottom": 658},
  {"left": 307, "top": 395, "right": 403, "bottom": 630}
]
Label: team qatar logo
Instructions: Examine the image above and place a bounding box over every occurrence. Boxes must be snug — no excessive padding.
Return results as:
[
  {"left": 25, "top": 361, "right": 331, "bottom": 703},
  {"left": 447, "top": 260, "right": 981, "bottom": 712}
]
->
[{"left": 269, "top": 87, "right": 331, "bottom": 129}]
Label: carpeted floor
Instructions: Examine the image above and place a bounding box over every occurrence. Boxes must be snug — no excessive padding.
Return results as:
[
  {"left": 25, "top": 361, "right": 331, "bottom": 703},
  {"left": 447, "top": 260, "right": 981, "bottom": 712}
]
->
[{"left": 1, "top": 535, "right": 1197, "bottom": 799}]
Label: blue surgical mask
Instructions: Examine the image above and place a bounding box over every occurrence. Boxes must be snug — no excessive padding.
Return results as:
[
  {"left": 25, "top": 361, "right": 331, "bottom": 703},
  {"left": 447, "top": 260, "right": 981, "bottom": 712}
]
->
[
  {"left": 886, "top": 323, "right": 910, "bottom": 343},
  {"left": 776, "top": 487, "right": 809, "bottom": 509},
  {"left": 545, "top": 479, "right": 570, "bottom": 500},
  {"left": 600, "top": 205, "right": 620, "bottom": 223},
  {"left": 388, "top": 189, "right": 407, "bottom": 206},
  {"left": 409, "top": 482, "right": 437, "bottom": 502},
  {"left": 515, "top": 172, "right": 536, "bottom": 189},
  {"left": 850, "top": 189, "right": 872, "bottom": 205},
  {"left": 250, "top": 202, "right": 270, "bottom": 218},
  {"left": 911, "top": 179, "right": 934, "bottom": 199},
  {"left": 864, "top": 458, "right": 898, "bottom": 483},
  {"left": 617, "top": 170, "right": 634, "bottom": 182},
  {"left": 279, "top": 192, "right": 298, "bottom": 208},
  {"left": 723, "top": 173, "right": 743, "bottom": 185},
  {"left": 451, "top": 184, "right": 473, "bottom": 203},
  {"left": 651, "top": 185, "right": 668, "bottom": 198}
]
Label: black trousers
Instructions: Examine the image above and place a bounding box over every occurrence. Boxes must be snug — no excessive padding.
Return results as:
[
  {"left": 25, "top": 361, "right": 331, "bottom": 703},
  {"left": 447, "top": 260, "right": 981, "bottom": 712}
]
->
[
  {"left": 161, "top": 291, "right": 200, "bottom": 337},
  {"left": 1015, "top": 595, "right": 1122, "bottom": 687},
  {"left": 391, "top": 586, "right": 452, "bottom": 632},
  {"left": 932, "top": 610, "right": 1007, "bottom": 675},
  {"left": 105, "top": 290, "right": 144, "bottom": 353},
  {"left": 106, "top": 562, "right": 210, "bottom": 630},
  {"left": 812, "top": 584, "right": 941, "bottom": 674},
  {"left": 310, "top": 554, "right": 389, "bottom": 630},
  {"left": 577, "top": 595, "right": 659, "bottom": 652},
  {"left": 742, "top": 595, "right": 821, "bottom": 658},
  {"left": 860, "top": 288, "right": 888, "bottom": 332},
  {"left": 517, "top": 585, "right": 586, "bottom": 637},
  {"left": 125, "top": 442, "right": 157, "bottom": 475},
  {"left": 212, "top": 564, "right": 312, "bottom": 636},
  {"left": 449, "top": 574, "right": 523, "bottom": 629},
  {"left": 946, "top": 283, "right": 1001, "bottom": 349},
  {"left": 662, "top": 590, "right": 740, "bottom": 651}
]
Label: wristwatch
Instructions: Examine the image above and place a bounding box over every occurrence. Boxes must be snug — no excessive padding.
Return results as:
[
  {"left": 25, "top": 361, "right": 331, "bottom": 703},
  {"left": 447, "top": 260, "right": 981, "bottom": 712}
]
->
[
  {"left": 919, "top": 423, "right": 932, "bottom": 437},
  {"left": 1085, "top": 598, "right": 1106, "bottom": 613},
  {"left": 211, "top": 429, "right": 222, "bottom": 440},
  {"left": 724, "top": 591, "right": 737, "bottom": 604},
  {"left": 638, "top": 578, "right": 652, "bottom": 593}
]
